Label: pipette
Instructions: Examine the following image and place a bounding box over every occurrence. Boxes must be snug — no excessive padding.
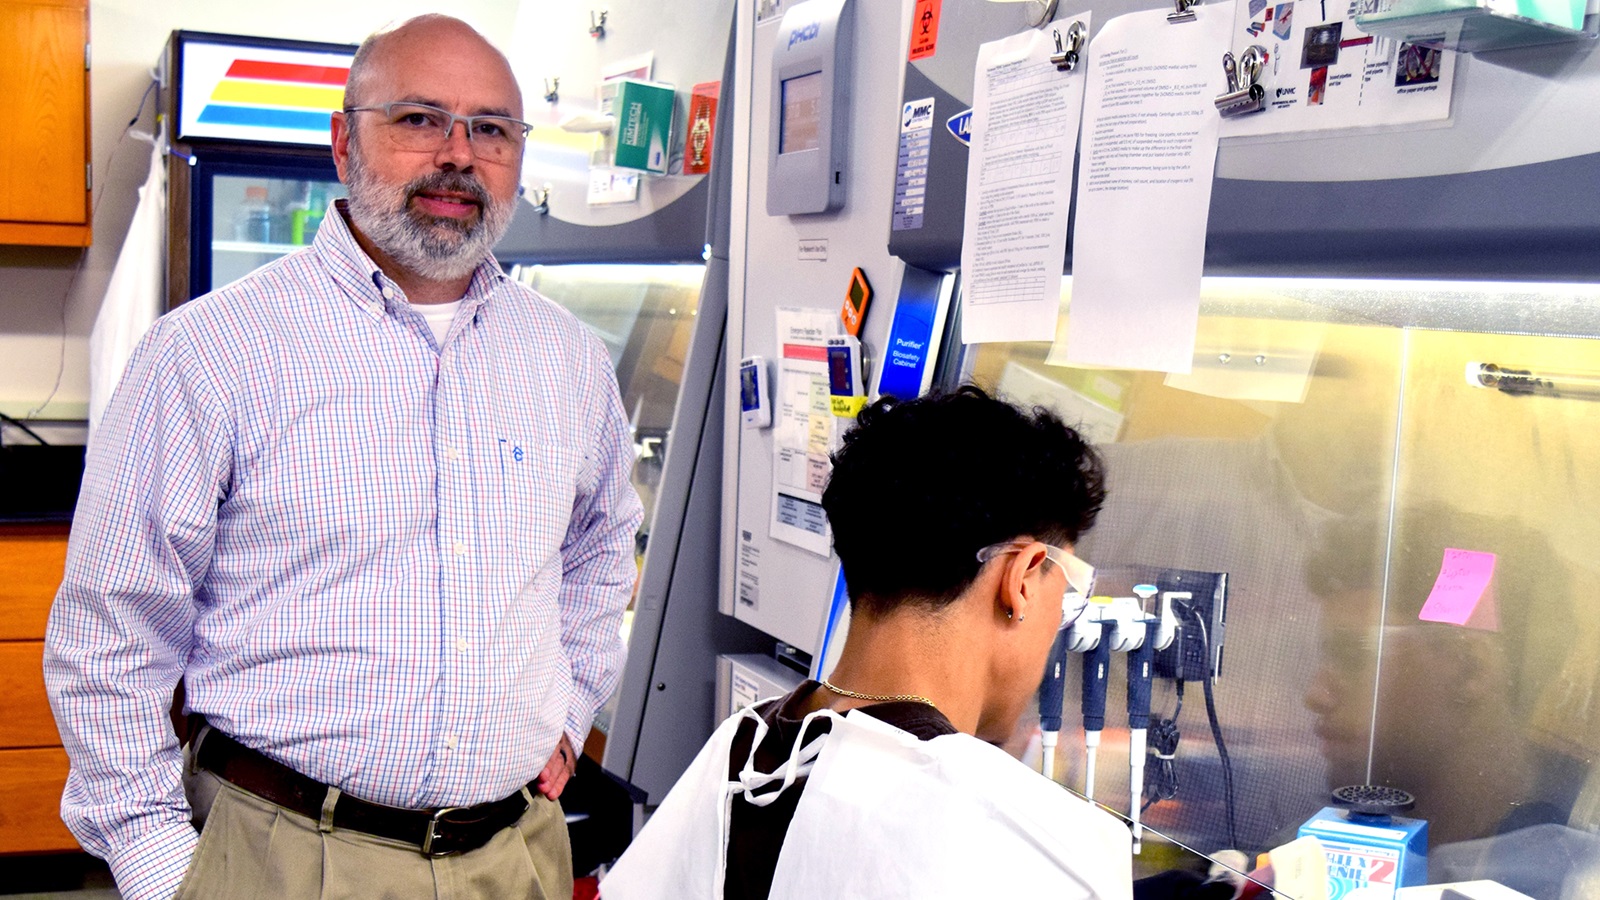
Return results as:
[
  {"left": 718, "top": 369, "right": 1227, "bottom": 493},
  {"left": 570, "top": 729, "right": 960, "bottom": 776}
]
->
[
  {"left": 1039, "top": 628, "right": 1072, "bottom": 781},
  {"left": 1073, "top": 606, "right": 1111, "bottom": 800}
]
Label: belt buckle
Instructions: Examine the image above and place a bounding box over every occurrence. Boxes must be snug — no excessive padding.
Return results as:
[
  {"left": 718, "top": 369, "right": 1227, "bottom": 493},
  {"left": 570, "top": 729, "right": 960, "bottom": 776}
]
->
[{"left": 422, "top": 807, "right": 466, "bottom": 858}]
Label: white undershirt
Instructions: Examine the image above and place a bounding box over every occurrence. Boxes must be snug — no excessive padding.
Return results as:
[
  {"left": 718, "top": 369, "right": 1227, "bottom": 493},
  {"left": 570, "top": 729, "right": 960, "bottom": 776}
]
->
[{"left": 415, "top": 299, "right": 463, "bottom": 347}]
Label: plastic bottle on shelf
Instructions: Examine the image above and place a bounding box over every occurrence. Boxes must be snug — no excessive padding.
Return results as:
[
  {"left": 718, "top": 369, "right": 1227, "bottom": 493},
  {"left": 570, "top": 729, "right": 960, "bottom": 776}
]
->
[
  {"left": 290, "top": 183, "right": 332, "bottom": 245},
  {"left": 235, "top": 185, "right": 273, "bottom": 243},
  {"left": 288, "top": 183, "right": 312, "bottom": 245},
  {"left": 304, "top": 183, "right": 329, "bottom": 242}
]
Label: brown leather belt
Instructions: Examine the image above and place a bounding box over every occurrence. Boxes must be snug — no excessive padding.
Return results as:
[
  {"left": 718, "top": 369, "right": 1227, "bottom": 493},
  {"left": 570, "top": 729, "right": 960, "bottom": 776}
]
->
[{"left": 193, "top": 725, "right": 530, "bottom": 857}]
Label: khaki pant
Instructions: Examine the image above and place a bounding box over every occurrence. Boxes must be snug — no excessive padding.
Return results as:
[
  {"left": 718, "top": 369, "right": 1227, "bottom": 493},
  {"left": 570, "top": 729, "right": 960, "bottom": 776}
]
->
[{"left": 178, "top": 767, "right": 573, "bottom": 900}]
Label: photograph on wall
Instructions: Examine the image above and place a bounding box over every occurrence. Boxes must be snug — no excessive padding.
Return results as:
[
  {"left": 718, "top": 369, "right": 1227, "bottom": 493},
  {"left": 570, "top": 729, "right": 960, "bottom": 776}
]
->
[
  {"left": 1395, "top": 42, "right": 1443, "bottom": 86},
  {"left": 1309, "top": 65, "right": 1329, "bottom": 105},
  {"left": 1222, "top": 0, "right": 1457, "bottom": 137},
  {"left": 1273, "top": 3, "right": 1295, "bottom": 39},
  {"left": 1301, "top": 23, "right": 1343, "bottom": 67}
]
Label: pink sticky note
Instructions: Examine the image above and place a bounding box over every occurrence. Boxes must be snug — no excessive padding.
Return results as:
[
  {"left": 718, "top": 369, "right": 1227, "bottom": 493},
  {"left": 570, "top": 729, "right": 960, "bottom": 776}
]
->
[{"left": 1418, "top": 548, "right": 1498, "bottom": 630}]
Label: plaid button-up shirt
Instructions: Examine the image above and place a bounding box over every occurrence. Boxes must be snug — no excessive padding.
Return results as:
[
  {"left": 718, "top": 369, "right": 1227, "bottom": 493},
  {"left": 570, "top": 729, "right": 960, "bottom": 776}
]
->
[{"left": 45, "top": 203, "right": 642, "bottom": 900}]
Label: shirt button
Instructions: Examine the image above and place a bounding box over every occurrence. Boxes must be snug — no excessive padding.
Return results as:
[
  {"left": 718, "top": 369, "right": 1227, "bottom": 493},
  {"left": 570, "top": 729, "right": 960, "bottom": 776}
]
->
[
  {"left": 455, "top": 638, "right": 469, "bottom": 653},
  {"left": 381, "top": 286, "right": 395, "bottom": 300},
  {"left": 445, "top": 445, "right": 460, "bottom": 461},
  {"left": 453, "top": 541, "right": 468, "bottom": 556},
  {"left": 445, "top": 734, "right": 459, "bottom": 750}
]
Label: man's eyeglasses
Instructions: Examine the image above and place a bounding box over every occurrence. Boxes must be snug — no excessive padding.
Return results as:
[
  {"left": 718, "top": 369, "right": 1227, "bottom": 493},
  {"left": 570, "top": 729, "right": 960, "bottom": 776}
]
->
[
  {"left": 344, "top": 102, "right": 533, "bottom": 165},
  {"left": 976, "top": 541, "right": 1096, "bottom": 630}
]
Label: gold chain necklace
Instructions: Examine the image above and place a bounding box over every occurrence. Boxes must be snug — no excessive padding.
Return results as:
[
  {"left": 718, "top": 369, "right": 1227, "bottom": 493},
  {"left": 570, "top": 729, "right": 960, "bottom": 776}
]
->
[{"left": 820, "top": 679, "right": 937, "bottom": 708}]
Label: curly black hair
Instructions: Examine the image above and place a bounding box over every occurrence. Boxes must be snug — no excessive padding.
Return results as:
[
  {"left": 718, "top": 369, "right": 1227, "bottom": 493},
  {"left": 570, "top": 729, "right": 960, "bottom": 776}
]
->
[{"left": 821, "top": 385, "right": 1106, "bottom": 617}]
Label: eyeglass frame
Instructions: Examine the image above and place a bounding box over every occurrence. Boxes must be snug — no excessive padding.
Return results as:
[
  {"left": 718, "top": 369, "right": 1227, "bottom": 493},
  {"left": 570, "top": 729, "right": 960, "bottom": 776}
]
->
[
  {"left": 342, "top": 102, "right": 534, "bottom": 161},
  {"left": 975, "top": 541, "right": 1095, "bottom": 630}
]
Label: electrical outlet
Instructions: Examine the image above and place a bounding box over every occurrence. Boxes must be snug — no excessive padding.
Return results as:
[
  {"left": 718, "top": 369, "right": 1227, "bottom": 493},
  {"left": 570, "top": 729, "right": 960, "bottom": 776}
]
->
[{"left": 1151, "top": 569, "right": 1227, "bottom": 681}]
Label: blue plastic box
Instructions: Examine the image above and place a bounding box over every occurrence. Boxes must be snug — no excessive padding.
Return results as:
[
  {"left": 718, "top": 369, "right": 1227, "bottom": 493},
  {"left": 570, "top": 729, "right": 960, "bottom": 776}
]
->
[{"left": 1299, "top": 806, "right": 1429, "bottom": 899}]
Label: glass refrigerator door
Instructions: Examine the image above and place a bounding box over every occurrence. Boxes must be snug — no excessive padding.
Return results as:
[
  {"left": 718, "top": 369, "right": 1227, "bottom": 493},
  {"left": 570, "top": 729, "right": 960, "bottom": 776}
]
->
[{"left": 210, "top": 172, "right": 345, "bottom": 293}]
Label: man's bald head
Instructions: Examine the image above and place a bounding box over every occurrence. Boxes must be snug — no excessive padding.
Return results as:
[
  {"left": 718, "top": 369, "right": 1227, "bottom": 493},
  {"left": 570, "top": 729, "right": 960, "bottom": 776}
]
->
[{"left": 344, "top": 14, "right": 521, "bottom": 113}]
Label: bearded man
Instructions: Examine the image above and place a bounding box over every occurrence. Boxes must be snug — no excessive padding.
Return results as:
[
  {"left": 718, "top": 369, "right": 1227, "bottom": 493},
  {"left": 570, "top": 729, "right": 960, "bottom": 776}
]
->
[{"left": 43, "top": 15, "right": 642, "bottom": 900}]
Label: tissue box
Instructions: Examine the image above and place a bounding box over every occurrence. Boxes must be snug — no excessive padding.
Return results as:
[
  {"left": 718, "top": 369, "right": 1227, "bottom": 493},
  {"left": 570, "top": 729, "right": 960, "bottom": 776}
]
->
[{"left": 605, "top": 79, "right": 675, "bottom": 175}]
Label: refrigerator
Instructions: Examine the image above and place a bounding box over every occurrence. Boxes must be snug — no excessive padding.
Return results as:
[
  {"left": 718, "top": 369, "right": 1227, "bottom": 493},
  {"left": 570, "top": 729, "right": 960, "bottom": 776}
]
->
[{"left": 160, "top": 30, "right": 355, "bottom": 308}]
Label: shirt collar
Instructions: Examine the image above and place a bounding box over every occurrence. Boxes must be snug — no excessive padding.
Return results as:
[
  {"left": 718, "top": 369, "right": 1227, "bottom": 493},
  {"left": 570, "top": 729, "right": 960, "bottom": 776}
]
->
[{"left": 314, "top": 198, "right": 508, "bottom": 319}]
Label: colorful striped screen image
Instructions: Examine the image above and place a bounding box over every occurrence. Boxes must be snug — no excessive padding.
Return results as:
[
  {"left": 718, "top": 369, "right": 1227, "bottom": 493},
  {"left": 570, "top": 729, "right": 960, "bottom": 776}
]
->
[{"left": 180, "top": 41, "right": 355, "bottom": 146}]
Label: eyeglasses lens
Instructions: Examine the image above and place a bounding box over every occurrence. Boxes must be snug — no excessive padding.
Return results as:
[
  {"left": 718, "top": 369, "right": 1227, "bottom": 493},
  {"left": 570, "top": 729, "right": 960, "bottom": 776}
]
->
[{"left": 382, "top": 104, "right": 525, "bottom": 163}]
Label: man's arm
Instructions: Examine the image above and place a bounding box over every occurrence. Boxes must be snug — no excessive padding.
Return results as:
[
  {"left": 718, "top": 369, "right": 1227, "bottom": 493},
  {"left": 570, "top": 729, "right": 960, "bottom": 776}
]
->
[
  {"left": 555, "top": 339, "right": 645, "bottom": 761},
  {"left": 43, "top": 319, "right": 232, "bottom": 900}
]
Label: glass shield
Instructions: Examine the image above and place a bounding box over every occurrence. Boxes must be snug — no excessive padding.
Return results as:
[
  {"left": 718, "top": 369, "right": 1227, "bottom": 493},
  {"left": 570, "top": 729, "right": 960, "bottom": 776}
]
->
[
  {"left": 957, "top": 276, "right": 1600, "bottom": 898},
  {"left": 507, "top": 262, "right": 707, "bottom": 734}
]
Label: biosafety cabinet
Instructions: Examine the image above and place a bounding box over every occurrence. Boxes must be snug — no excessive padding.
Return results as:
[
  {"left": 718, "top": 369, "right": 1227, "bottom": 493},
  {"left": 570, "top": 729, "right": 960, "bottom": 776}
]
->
[{"left": 714, "top": 0, "right": 1600, "bottom": 894}]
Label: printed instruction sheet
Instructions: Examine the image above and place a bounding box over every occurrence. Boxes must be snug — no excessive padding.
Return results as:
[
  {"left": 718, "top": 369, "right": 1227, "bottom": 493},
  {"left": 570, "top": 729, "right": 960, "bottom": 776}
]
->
[
  {"left": 1221, "top": 0, "right": 1457, "bottom": 137},
  {"left": 959, "top": 19, "right": 1092, "bottom": 345},
  {"left": 769, "top": 307, "right": 838, "bottom": 557},
  {"left": 1061, "top": 4, "right": 1233, "bottom": 373}
]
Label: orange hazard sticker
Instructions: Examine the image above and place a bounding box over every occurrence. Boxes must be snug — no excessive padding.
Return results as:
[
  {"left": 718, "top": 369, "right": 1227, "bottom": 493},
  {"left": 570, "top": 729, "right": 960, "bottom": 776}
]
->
[{"left": 909, "top": 0, "right": 941, "bottom": 61}]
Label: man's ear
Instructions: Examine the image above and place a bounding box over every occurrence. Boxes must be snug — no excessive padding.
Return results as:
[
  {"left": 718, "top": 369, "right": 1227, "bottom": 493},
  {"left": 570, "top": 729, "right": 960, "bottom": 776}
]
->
[
  {"left": 998, "top": 542, "right": 1049, "bottom": 623},
  {"left": 330, "top": 112, "right": 353, "bottom": 183}
]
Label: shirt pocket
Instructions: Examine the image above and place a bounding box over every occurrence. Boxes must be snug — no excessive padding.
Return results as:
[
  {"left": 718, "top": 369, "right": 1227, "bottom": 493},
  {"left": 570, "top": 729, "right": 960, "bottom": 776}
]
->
[{"left": 498, "top": 439, "right": 582, "bottom": 577}]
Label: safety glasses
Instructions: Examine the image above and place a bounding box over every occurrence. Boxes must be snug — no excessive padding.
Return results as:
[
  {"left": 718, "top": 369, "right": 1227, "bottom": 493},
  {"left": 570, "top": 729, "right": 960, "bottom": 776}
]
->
[{"left": 976, "top": 541, "right": 1096, "bottom": 630}]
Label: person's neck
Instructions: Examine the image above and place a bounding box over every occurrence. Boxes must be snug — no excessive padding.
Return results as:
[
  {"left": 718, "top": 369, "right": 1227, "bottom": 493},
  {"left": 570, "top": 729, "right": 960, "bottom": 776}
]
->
[
  {"left": 1420, "top": 726, "right": 1534, "bottom": 844},
  {"left": 347, "top": 218, "right": 474, "bottom": 305},
  {"left": 812, "top": 603, "right": 990, "bottom": 735}
]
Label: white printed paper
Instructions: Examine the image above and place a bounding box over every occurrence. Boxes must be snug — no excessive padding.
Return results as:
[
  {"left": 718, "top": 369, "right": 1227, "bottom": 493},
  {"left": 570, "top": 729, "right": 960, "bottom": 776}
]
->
[
  {"left": 1221, "top": 0, "right": 1456, "bottom": 137},
  {"left": 769, "top": 307, "right": 839, "bottom": 557},
  {"left": 959, "top": 19, "right": 1091, "bottom": 345},
  {"left": 1062, "top": 5, "right": 1233, "bottom": 374}
]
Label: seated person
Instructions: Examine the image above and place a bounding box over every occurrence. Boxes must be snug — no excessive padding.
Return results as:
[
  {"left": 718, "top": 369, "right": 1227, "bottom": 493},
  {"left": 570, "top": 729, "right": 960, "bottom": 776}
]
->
[{"left": 602, "top": 386, "right": 1132, "bottom": 898}]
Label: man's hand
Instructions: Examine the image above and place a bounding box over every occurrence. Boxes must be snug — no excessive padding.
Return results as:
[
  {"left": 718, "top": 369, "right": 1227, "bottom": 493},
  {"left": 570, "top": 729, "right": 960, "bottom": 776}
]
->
[{"left": 535, "top": 735, "right": 577, "bottom": 800}]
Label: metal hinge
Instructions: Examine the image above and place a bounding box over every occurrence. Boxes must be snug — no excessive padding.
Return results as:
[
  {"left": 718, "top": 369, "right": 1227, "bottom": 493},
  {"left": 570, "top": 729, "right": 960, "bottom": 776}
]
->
[
  {"left": 85, "top": 42, "right": 91, "bottom": 70},
  {"left": 86, "top": 164, "right": 92, "bottom": 191}
]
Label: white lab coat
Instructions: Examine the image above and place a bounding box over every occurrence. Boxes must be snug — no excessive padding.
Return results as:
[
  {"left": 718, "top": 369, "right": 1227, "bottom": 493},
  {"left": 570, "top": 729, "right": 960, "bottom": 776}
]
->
[
  {"left": 603, "top": 704, "right": 1133, "bottom": 899},
  {"left": 88, "top": 128, "right": 166, "bottom": 437}
]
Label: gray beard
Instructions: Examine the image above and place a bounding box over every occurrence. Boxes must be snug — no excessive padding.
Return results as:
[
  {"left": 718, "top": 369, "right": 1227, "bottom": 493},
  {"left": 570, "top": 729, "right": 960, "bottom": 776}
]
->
[{"left": 344, "top": 143, "right": 515, "bottom": 283}]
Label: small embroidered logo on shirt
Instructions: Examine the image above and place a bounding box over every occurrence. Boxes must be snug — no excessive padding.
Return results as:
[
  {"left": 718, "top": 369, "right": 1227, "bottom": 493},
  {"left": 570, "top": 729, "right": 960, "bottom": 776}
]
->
[{"left": 512, "top": 446, "right": 525, "bottom": 462}]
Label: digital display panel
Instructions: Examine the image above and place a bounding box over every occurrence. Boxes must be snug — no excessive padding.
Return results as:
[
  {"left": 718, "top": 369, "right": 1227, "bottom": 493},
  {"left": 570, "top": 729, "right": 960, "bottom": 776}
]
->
[{"left": 779, "top": 72, "right": 823, "bottom": 154}]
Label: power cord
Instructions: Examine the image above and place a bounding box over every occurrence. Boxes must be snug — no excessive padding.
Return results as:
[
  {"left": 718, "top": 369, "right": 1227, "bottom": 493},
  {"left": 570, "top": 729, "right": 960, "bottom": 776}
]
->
[
  {"left": 1139, "top": 598, "right": 1240, "bottom": 852},
  {"left": 25, "top": 74, "right": 160, "bottom": 421},
  {"left": 0, "top": 411, "right": 51, "bottom": 446},
  {"left": 1143, "top": 681, "right": 1182, "bottom": 811},
  {"left": 1187, "top": 605, "right": 1240, "bottom": 850}
]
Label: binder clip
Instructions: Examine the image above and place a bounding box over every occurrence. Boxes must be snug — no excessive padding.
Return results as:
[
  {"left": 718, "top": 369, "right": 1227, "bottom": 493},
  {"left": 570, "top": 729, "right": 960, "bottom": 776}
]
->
[
  {"left": 1168, "top": 0, "right": 1199, "bottom": 24},
  {"left": 543, "top": 78, "right": 560, "bottom": 104},
  {"left": 1215, "top": 45, "right": 1267, "bottom": 117},
  {"left": 589, "top": 10, "right": 607, "bottom": 39},
  {"left": 527, "top": 183, "right": 551, "bottom": 216},
  {"left": 1050, "top": 21, "right": 1087, "bottom": 71}
]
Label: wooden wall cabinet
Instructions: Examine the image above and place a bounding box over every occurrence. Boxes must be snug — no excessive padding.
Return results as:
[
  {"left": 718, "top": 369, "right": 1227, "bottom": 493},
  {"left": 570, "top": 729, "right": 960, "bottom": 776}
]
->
[
  {"left": 0, "top": 0, "right": 92, "bottom": 247},
  {"left": 0, "top": 524, "right": 78, "bottom": 855}
]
